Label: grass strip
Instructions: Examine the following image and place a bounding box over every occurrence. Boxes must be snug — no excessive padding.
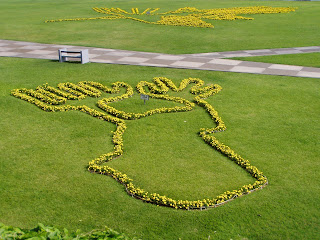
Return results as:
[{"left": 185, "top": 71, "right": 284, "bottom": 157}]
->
[{"left": 231, "top": 52, "right": 320, "bottom": 68}]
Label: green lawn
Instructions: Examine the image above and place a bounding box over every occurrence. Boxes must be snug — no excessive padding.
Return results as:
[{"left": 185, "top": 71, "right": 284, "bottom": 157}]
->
[
  {"left": 1, "top": 0, "right": 320, "bottom": 239},
  {"left": 1, "top": 57, "right": 319, "bottom": 239},
  {"left": 0, "top": 0, "right": 319, "bottom": 54},
  {"left": 232, "top": 52, "right": 320, "bottom": 68}
]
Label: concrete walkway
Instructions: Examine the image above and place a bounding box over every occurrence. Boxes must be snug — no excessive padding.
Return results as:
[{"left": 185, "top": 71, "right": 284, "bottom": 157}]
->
[
  {"left": 1, "top": 39, "right": 319, "bottom": 78},
  {"left": 184, "top": 46, "right": 320, "bottom": 58}
]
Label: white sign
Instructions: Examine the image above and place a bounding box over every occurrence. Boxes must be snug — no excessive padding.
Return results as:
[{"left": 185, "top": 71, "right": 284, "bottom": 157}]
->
[
  {"left": 140, "top": 94, "right": 149, "bottom": 100},
  {"left": 140, "top": 94, "right": 149, "bottom": 104}
]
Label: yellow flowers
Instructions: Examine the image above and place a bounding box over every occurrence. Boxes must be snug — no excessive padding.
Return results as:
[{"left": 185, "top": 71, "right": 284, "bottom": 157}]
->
[
  {"left": 131, "top": 8, "right": 139, "bottom": 14},
  {"left": 11, "top": 77, "right": 268, "bottom": 210},
  {"left": 45, "top": 6, "right": 297, "bottom": 29},
  {"left": 157, "top": 15, "right": 213, "bottom": 28}
]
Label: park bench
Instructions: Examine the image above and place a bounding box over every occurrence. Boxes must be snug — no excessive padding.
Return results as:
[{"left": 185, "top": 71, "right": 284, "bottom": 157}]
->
[{"left": 58, "top": 48, "right": 89, "bottom": 64}]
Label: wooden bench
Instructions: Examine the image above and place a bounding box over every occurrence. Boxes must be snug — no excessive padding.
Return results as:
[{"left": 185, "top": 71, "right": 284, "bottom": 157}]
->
[{"left": 58, "top": 49, "right": 89, "bottom": 64}]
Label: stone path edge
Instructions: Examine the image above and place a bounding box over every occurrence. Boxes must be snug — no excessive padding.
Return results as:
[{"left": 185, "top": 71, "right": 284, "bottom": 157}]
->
[{"left": 0, "top": 39, "right": 319, "bottom": 79}]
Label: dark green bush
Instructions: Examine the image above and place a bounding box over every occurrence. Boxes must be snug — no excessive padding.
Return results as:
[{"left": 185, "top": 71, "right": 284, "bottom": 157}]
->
[{"left": 0, "top": 223, "right": 137, "bottom": 240}]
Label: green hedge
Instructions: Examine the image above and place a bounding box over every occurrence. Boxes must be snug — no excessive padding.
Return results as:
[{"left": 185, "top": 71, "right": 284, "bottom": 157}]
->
[{"left": 0, "top": 223, "right": 138, "bottom": 240}]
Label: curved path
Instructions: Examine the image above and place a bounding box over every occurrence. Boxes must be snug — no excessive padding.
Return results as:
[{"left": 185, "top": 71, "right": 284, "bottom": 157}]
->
[{"left": 1, "top": 39, "right": 319, "bottom": 78}]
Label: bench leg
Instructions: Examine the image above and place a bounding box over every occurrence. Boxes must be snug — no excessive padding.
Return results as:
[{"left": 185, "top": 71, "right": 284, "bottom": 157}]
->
[
  {"left": 61, "top": 56, "right": 68, "bottom": 62},
  {"left": 81, "top": 49, "right": 90, "bottom": 64},
  {"left": 58, "top": 48, "right": 67, "bottom": 63}
]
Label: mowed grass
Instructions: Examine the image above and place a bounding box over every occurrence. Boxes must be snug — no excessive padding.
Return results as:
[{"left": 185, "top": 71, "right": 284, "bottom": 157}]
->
[
  {"left": 0, "top": 0, "right": 319, "bottom": 53},
  {"left": 1, "top": 57, "right": 319, "bottom": 239},
  {"left": 232, "top": 52, "right": 320, "bottom": 68}
]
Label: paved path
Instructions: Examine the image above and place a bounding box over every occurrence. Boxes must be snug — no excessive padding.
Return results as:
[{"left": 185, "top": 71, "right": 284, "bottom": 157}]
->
[
  {"left": 1, "top": 39, "right": 319, "bottom": 78},
  {"left": 184, "top": 46, "right": 320, "bottom": 58}
]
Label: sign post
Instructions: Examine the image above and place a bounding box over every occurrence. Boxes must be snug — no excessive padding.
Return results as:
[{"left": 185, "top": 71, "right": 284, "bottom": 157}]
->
[{"left": 140, "top": 94, "right": 149, "bottom": 104}]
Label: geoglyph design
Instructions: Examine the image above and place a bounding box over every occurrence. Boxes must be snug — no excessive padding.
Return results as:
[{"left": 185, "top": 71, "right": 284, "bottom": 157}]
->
[
  {"left": 11, "top": 77, "right": 268, "bottom": 210},
  {"left": 45, "top": 6, "right": 296, "bottom": 28}
]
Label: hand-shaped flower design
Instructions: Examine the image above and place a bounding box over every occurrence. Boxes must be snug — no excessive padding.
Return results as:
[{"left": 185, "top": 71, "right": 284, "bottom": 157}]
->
[{"left": 11, "top": 77, "right": 268, "bottom": 210}]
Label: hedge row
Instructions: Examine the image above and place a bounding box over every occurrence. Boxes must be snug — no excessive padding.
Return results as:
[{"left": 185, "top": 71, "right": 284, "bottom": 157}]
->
[{"left": 0, "top": 223, "right": 137, "bottom": 240}]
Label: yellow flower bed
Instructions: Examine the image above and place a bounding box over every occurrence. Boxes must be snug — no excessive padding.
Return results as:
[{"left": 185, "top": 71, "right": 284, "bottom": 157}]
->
[
  {"left": 45, "top": 6, "right": 296, "bottom": 29},
  {"left": 11, "top": 77, "right": 268, "bottom": 210},
  {"left": 157, "top": 15, "right": 213, "bottom": 28}
]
